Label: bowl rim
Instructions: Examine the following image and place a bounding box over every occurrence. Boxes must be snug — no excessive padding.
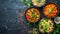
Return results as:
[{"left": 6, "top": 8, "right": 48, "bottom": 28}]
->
[
  {"left": 38, "top": 18, "right": 55, "bottom": 33},
  {"left": 31, "top": 0, "right": 47, "bottom": 7},
  {"left": 25, "top": 7, "right": 41, "bottom": 23},
  {"left": 43, "top": 2, "right": 59, "bottom": 18},
  {"left": 54, "top": 17, "right": 60, "bottom": 24}
]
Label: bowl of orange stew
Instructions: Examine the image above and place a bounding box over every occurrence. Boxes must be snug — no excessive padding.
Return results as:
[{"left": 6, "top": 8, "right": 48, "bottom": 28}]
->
[
  {"left": 43, "top": 3, "right": 59, "bottom": 18},
  {"left": 25, "top": 7, "right": 41, "bottom": 23}
]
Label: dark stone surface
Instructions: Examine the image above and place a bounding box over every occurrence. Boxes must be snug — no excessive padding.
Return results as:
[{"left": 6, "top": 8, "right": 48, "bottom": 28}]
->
[{"left": 0, "top": 0, "right": 60, "bottom": 34}]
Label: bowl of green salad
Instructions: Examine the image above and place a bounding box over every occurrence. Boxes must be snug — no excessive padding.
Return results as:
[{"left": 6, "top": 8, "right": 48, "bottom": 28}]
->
[
  {"left": 38, "top": 18, "right": 55, "bottom": 33},
  {"left": 32, "top": 0, "right": 46, "bottom": 7}
]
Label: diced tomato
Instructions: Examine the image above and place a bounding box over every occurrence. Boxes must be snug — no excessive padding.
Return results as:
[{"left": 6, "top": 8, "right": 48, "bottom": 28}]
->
[{"left": 26, "top": 16, "right": 31, "bottom": 19}]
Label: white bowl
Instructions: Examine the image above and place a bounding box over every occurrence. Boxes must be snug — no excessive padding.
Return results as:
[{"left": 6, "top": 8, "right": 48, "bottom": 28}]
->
[{"left": 54, "top": 17, "right": 60, "bottom": 24}]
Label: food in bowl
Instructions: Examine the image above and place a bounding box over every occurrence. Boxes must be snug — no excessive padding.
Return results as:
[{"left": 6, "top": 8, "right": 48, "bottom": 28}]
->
[
  {"left": 32, "top": 0, "right": 46, "bottom": 7},
  {"left": 25, "top": 7, "right": 40, "bottom": 23},
  {"left": 39, "top": 18, "right": 54, "bottom": 33},
  {"left": 28, "top": 28, "right": 38, "bottom": 34},
  {"left": 54, "top": 17, "right": 60, "bottom": 24},
  {"left": 43, "top": 3, "right": 58, "bottom": 18}
]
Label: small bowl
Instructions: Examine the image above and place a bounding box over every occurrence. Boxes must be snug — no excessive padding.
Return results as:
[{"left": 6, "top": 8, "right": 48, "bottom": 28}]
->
[{"left": 54, "top": 17, "right": 60, "bottom": 24}]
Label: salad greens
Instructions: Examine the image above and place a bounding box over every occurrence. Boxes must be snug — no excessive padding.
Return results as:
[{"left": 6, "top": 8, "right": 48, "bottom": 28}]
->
[
  {"left": 20, "top": 0, "right": 32, "bottom": 7},
  {"left": 53, "top": 24, "right": 60, "bottom": 34},
  {"left": 39, "top": 18, "right": 54, "bottom": 33}
]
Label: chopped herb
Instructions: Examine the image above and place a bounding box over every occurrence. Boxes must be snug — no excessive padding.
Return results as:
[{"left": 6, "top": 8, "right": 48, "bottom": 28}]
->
[{"left": 49, "top": 8, "right": 54, "bottom": 13}]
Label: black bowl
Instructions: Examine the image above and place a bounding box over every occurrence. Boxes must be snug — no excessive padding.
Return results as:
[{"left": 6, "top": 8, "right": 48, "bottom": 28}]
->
[
  {"left": 25, "top": 7, "right": 41, "bottom": 24},
  {"left": 43, "top": 2, "right": 59, "bottom": 19}
]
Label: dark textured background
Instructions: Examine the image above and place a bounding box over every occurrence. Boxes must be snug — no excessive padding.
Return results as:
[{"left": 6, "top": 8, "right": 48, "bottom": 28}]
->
[{"left": 0, "top": 0, "right": 60, "bottom": 34}]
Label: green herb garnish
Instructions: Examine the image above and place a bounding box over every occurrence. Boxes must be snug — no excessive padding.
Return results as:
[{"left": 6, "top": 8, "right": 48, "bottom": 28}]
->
[
  {"left": 49, "top": 8, "right": 54, "bottom": 13},
  {"left": 31, "top": 12, "right": 37, "bottom": 18},
  {"left": 53, "top": 24, "right": 60, "bottom": 34}
]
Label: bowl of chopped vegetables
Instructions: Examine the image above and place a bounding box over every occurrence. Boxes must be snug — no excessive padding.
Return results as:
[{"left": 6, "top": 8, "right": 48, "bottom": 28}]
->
[{"left": 25, "top": 7, "right": 41, "bottom": 23}]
